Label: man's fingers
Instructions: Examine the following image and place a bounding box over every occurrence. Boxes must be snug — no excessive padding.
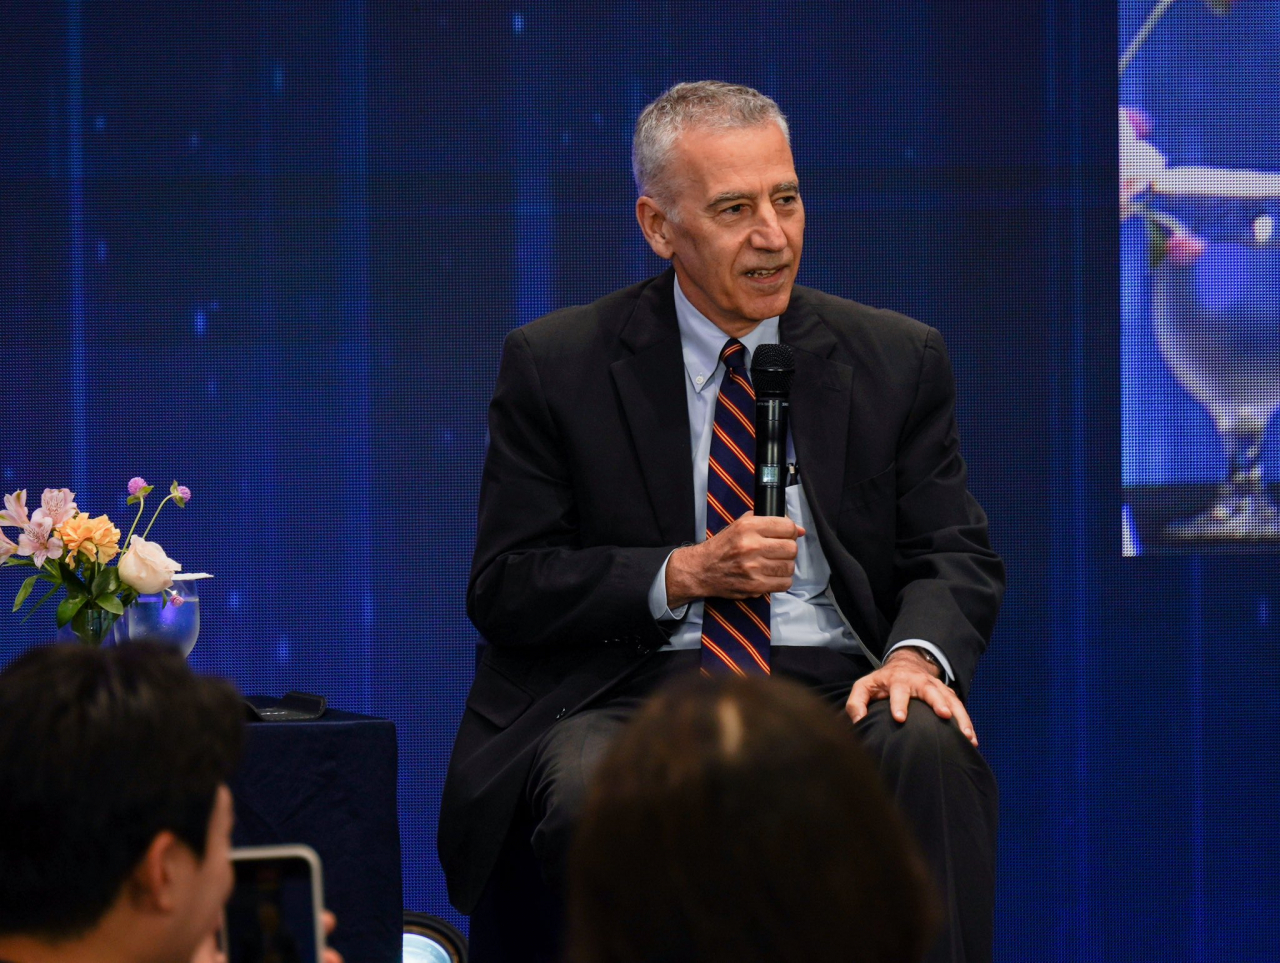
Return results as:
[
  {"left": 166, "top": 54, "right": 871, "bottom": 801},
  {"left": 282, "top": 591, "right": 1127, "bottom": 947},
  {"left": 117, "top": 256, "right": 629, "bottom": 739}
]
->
[
  {"left": 758, "top": 537, "right": 799, "bottom": 559},
  {"left": 917, "top": 682, "right": 954, "bottom": 720},
  {"left": 949, "top": 698, "right": 979, "bottom": 747},
  {"left": 916, "top": 682, "right": 979, "bottom": 747},
  {"left": 846, "top": 679, "right": 870, "bottom": 722},
  {"left": 889, "top": 682, "right": 912, "bottom": 723},
  {"left": 738, "top": 513, "right": 804, "bottom": 539}
]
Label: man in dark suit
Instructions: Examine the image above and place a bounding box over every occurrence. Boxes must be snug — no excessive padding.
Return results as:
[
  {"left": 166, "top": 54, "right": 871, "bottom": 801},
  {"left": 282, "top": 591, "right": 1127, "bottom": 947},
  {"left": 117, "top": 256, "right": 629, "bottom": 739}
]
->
[{"left": 440, "top": 81, "right": 1004, "bottom": 963}]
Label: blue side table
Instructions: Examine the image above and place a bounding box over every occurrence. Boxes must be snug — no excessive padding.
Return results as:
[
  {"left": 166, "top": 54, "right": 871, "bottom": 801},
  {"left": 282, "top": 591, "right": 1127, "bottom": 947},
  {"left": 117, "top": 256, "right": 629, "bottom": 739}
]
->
[{"left": 230, "top": 708, "right": 402, "bottom": 963}]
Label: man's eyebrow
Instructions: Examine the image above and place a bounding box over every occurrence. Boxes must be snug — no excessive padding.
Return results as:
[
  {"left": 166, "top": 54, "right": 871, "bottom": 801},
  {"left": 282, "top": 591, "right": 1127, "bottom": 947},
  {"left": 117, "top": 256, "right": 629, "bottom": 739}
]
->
[
  {"left": 706, "top": 182, "right": 801, "bottom": 209},
  {"left": 706, "top": 190, "right": 754, "bottom": 208}
]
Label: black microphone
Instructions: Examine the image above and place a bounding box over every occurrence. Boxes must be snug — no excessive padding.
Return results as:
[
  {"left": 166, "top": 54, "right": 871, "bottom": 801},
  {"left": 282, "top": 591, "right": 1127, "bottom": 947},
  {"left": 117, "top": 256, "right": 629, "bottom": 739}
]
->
[{"left": 750, "top": 343, "right": 795, "bottom": 517}]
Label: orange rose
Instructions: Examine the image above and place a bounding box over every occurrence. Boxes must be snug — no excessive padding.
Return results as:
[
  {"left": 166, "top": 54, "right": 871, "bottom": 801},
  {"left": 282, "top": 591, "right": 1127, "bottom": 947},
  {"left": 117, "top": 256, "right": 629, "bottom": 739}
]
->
[{"left": 57, "top": 513, "right": 121, "bottom": 564}]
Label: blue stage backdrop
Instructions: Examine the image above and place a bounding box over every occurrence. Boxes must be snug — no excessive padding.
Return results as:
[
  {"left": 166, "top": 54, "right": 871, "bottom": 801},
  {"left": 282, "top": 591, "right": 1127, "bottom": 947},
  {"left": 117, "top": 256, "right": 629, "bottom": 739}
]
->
[{"left": 2, "top": 2, "right": 1278, "bottom": 958}]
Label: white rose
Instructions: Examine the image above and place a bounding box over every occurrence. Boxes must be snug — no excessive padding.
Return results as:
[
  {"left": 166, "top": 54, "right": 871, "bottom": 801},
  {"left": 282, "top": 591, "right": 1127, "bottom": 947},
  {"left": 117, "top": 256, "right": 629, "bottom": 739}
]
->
[{"left": 118, "top": 536, "right": 182, "bottom": 594}]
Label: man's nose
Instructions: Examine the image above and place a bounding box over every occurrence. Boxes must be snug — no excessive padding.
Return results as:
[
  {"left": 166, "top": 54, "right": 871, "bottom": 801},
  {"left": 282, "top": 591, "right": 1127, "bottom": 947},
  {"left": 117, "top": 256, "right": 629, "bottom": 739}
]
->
[{"left": 750, "top": 205, "right": 787, "bottom": 250}]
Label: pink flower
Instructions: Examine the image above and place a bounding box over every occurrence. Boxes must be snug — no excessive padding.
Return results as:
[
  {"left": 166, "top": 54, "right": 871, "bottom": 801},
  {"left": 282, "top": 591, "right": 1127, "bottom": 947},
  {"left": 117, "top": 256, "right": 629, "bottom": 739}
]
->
[
  {"left": 170, "top": 593, "right": 185, "bottom": 607},
  {"left": 128, "top": 477, "right": 148, "bottom": 496},
  {"left": 1168, "top": 232, "right": 1207, "bottom": 266},
  {"left": 0, "top": 490, "right": 29, "bottom": 529},
  {"left": 1122, "top": 107, "right": 1152, "bottom": 140},
  {"left": 177, "top": 485, "right": 192, "bottom": 502},
  {"left": 40, "top": 488, "right": 78, "bottom": 527},
  {"left": 0, "top": 529, "right": 16, "bottom": 563},
  {"left": 1119, "top": 109, "right": 1165, "bottom": 221},
  {"left": 17, "top": 515, "right": 64, "bottom": 566}
]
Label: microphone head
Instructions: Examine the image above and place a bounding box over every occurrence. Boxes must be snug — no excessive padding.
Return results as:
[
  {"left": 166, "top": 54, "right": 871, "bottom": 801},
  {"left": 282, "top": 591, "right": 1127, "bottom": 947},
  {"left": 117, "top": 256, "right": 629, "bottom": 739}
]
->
[{"left": 751, "top": 342, "right": 795, "bottom": 399}]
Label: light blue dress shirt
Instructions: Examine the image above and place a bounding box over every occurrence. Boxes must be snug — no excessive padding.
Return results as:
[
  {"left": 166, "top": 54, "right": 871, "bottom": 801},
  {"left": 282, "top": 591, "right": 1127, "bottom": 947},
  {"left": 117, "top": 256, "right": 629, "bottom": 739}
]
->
[{"left": 646, "top": 275, "right": 953, "bottom": 682}]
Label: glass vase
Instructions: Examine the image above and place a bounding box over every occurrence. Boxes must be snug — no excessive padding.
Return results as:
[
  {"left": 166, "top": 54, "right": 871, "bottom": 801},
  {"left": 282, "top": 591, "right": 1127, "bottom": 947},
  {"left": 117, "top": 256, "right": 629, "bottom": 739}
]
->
[
  {"left": 1151, "top": 194, "right": 1280, "bottom": 540},
  {"left": 56, "top": 605, "right": 122, "bottom": 646},
  {"left": 120, "top": 576, "right": 201, "bottom": 657}
]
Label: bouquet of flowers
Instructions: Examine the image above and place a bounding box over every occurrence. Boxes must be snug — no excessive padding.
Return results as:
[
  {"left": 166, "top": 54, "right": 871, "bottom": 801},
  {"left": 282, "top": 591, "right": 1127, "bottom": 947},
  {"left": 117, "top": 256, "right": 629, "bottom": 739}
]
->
[{"left": 1, "top": 478, "right": 193, "bottom": 645}]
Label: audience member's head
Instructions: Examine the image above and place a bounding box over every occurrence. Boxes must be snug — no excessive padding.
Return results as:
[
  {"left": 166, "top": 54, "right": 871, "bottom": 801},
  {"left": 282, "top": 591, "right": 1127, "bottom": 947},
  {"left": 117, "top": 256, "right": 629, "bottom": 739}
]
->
[
  {"left": 566, "top": 674, "right": 940, "bottom": 963},
  {"left": 0, "top": 642, "right": 244, "bottom": 963}
]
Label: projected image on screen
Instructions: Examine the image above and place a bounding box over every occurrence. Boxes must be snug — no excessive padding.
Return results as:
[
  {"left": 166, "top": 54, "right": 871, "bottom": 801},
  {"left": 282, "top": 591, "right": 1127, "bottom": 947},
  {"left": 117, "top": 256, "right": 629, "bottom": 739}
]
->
[{"left": 1120, "top": 0, "right": 1280, "bottom": 554}]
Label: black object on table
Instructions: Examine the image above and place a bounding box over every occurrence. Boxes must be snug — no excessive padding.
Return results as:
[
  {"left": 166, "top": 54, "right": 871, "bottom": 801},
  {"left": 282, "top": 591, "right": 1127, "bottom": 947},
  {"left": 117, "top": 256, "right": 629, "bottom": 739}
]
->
[{"left": 229, "top": 706, "right": 402, "bottom": 963}]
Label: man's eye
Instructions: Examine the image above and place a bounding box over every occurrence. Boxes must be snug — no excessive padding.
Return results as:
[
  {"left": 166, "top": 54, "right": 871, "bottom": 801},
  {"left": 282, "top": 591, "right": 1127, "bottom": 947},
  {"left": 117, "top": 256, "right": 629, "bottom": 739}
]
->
[
  {"left": 722, "top": 204, "right": 745, "bottom": 216},
  {"left": 776, "top": 195, "right": 797, "bottom": 206}
]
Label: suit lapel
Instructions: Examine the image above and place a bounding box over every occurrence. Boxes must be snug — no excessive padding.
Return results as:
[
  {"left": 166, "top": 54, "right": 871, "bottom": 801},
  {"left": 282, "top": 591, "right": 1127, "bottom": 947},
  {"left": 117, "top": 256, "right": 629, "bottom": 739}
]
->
[
  {"left": 781, "top": 289, "right": 852, "bottom": 525},
  {"left": 610, "top": 272, "right": 696, "bottom": 545}
]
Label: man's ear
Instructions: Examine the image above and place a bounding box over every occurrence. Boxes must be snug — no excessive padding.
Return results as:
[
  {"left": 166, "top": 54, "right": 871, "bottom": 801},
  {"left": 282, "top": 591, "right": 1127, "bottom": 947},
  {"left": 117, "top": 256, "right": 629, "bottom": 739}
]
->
[
  {"left": 636, "top": 196, "right": 675, "bottom": 260},
  {"left": 126, "top": 830, "right": 184, "bottom": 913}
]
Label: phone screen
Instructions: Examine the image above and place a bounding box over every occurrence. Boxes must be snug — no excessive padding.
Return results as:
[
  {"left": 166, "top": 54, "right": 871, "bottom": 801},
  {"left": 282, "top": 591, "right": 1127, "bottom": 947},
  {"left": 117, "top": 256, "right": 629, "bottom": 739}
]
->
[{"left": 224, "top": 855, "right": 319, "bottom": 963}]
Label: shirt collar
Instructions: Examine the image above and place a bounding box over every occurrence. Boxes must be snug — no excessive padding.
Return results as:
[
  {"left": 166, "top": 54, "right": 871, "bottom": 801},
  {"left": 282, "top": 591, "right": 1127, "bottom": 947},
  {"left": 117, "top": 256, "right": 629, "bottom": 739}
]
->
[{"left": 673, "top": 274, "right": 780, "bottom": 395}]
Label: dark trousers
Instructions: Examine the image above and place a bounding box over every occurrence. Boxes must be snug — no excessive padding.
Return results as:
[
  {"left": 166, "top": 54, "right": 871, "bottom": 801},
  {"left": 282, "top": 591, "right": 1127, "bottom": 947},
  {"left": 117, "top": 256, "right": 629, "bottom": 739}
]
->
[{"left": 474, "top": 647, "right": 998, "bottom": 963}]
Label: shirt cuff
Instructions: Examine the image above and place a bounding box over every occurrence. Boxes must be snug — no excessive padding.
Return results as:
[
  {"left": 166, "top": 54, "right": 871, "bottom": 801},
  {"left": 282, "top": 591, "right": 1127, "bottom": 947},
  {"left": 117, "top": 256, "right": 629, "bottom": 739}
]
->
[
  {"left": 648, "top": 550, "right": 690, "bottom": 622},
  {"left": 885, "top": 639, "right": 954, "bottom": 685}
]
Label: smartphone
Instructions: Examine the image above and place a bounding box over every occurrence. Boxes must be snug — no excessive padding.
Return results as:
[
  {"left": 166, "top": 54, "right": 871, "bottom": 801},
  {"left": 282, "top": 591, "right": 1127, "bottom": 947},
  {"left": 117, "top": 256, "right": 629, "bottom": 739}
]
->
[{"left": 222, "top": 844, "right": 325, "bottom": 963}]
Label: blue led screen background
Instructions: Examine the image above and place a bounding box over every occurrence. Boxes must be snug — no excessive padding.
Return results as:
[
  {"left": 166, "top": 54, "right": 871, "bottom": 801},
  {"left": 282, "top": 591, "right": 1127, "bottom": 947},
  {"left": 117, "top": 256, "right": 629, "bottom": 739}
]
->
[
  {"left": 1121, "top": 0, "right": 1280, "bottom": 552},
  {"left": 2, "top": 2, "right": 1278, "bottom": 958}
]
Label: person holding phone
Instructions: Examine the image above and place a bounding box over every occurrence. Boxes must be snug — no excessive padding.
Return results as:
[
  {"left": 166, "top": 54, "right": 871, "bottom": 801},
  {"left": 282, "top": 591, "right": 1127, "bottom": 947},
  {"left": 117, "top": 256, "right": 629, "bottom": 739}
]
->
[{"left": 0, "top": 642, "right": 342, "bottom": 963}]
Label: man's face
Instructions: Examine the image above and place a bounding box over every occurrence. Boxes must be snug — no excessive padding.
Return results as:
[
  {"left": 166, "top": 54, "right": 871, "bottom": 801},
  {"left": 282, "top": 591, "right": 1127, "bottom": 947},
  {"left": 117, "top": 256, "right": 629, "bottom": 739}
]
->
[
  {"left": 175, "top": 785, "right": 236, "bottom": 957},
  {"left": 639, "top": 122, "right": 804, "bottom": 335}
]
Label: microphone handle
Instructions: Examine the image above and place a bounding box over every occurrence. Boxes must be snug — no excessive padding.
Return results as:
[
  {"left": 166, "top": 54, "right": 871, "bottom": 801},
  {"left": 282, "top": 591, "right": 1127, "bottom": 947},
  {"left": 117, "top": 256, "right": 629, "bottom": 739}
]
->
[{"left": 753, "top": 397, "right": 790, "bottom": 517}]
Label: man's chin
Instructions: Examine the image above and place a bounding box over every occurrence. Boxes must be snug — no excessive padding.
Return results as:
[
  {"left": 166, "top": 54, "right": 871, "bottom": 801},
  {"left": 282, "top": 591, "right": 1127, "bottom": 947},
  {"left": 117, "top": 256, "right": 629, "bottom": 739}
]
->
[{"left": 742, "top": 282, "right": 794, "bottom": 321}]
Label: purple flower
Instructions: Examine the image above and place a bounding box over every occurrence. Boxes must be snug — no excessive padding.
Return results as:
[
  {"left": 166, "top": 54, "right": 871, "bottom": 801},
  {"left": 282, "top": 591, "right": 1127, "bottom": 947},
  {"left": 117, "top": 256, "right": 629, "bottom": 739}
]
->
[
  {"left": 17, "top": 515, "right": 64, "bottom": 567},
  {"left": 0, "top": 490, "right": 29, "bottom": 529},
  {"left": 40, "top": 488, "right": 78, "bottom": 527},
  {"left": 177, "top": 485, "right": 192, "bottom": 502},
  {"left": 128, "top": 477, "right": 148, "bottom": 496}
]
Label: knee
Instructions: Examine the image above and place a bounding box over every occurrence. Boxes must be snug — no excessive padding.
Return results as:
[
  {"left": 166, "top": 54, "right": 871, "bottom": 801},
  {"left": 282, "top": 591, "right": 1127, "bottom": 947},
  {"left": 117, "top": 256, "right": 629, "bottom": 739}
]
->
[
  {"left": 860, "top": 698, "right": 986, "bottom": 775},
  {"left": 526, "top": 711, "right": 625, "bottom": 866}
]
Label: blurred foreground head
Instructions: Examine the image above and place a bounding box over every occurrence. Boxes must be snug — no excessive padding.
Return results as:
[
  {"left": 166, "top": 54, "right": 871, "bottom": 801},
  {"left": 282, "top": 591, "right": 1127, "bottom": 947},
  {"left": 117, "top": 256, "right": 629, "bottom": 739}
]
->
[
  {"left": 0, "top": 642, "right": 243, "bottom": 951},
  {"left": 567, "top": 674, "right": 939, "bottom": 963}
]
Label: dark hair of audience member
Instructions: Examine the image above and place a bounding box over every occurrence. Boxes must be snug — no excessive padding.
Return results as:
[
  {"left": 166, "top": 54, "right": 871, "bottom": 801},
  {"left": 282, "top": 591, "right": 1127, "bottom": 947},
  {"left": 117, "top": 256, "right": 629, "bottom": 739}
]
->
[
  {"left": 566, "top": 674, "right": 941, "bottom": 963},
  {"left": 0, "top": 641, "right": 244, "bottom": 938}
]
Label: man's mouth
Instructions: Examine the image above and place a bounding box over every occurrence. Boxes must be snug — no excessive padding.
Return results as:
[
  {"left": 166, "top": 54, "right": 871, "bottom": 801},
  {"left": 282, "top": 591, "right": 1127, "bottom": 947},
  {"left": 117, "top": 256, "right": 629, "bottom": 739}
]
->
[{"left": 744, "top": 266, "right": 786, "bottom": 280}]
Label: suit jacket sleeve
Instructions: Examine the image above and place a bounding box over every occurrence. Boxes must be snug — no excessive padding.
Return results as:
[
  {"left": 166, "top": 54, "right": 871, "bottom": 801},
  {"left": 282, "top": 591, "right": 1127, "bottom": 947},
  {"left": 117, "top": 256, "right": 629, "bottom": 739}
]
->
[
  {"left": 466, "top": 327, "right": 673, "bottom": 649},
  {"left": 887, "top": 327, "right": 1004, "bottom": 694}
]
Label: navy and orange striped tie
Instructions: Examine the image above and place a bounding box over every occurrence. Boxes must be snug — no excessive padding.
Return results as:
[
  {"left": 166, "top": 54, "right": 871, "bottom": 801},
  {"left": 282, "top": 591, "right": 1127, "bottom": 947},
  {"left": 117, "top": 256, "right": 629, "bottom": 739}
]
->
[{"left": 701, "top": 339, "right": 771, "bottom": 676}]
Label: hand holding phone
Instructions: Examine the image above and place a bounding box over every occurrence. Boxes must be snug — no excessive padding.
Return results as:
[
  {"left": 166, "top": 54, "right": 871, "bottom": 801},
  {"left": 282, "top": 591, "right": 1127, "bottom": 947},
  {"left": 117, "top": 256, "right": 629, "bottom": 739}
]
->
[{"left": 222, "top": 845, "right": 328, "bottom": 963}]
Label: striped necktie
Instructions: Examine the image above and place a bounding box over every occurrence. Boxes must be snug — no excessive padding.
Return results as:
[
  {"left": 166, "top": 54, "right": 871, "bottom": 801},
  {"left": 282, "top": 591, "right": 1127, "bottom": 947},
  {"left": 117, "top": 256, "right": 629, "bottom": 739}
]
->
[{"left": 701, "top": 339, "right": 771, "bottom": 676}]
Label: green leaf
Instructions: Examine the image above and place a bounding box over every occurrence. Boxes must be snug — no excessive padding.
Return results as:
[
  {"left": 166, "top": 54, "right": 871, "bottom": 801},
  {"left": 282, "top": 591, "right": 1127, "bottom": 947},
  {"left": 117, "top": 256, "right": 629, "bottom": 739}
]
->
[
  {"left": 127, "top": 486, "right": 154, "bottom": 505},
  {"left": 12, "top": 574, "right": 40, "bottom": 612},
  {"left": 91, "top": 564, "right": 107, "bottom": 598},
  {"left": 96, "top": 594, "right": 124, "bottom": 615},
  {"left": 56, "top": 594, "right": 87, "bottom": 628},
  {"left": 1146, "top": 215, "right": 1169, "bottom": 270},
  {"left": 21, "top": 583, "right": 62, "bottom": 623},
  {"left": 95, "top": 566, "right": 121, "bottom": 598},
  {"left": 119, "top": 588, "right": 139, "bottom": 608},
  {"left": 3, "top": 557, "right": 34, "bottom": 569},
  {"left": 61, "top": 563, "right": 88, "bottom": 597}
]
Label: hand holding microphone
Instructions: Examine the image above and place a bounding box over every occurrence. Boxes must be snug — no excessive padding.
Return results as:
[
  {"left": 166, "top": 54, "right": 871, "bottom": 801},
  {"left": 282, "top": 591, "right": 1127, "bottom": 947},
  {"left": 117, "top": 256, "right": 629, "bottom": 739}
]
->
[{"left": 664, "top": 343, "right": 800, "bottom": 608}]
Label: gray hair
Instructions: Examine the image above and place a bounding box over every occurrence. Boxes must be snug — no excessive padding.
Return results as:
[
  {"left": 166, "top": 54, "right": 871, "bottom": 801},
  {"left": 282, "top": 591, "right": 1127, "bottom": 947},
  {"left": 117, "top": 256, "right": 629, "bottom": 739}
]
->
[{"left": 632, "top": 81, "right": 790, "bottom": 204}]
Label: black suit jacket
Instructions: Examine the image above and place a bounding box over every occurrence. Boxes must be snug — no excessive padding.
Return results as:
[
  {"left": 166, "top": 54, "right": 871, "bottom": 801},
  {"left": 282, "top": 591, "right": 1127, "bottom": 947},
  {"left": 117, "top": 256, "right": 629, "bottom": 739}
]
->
[{"left": 439, "top": 269, "right": 1004, "bottom": 912}]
